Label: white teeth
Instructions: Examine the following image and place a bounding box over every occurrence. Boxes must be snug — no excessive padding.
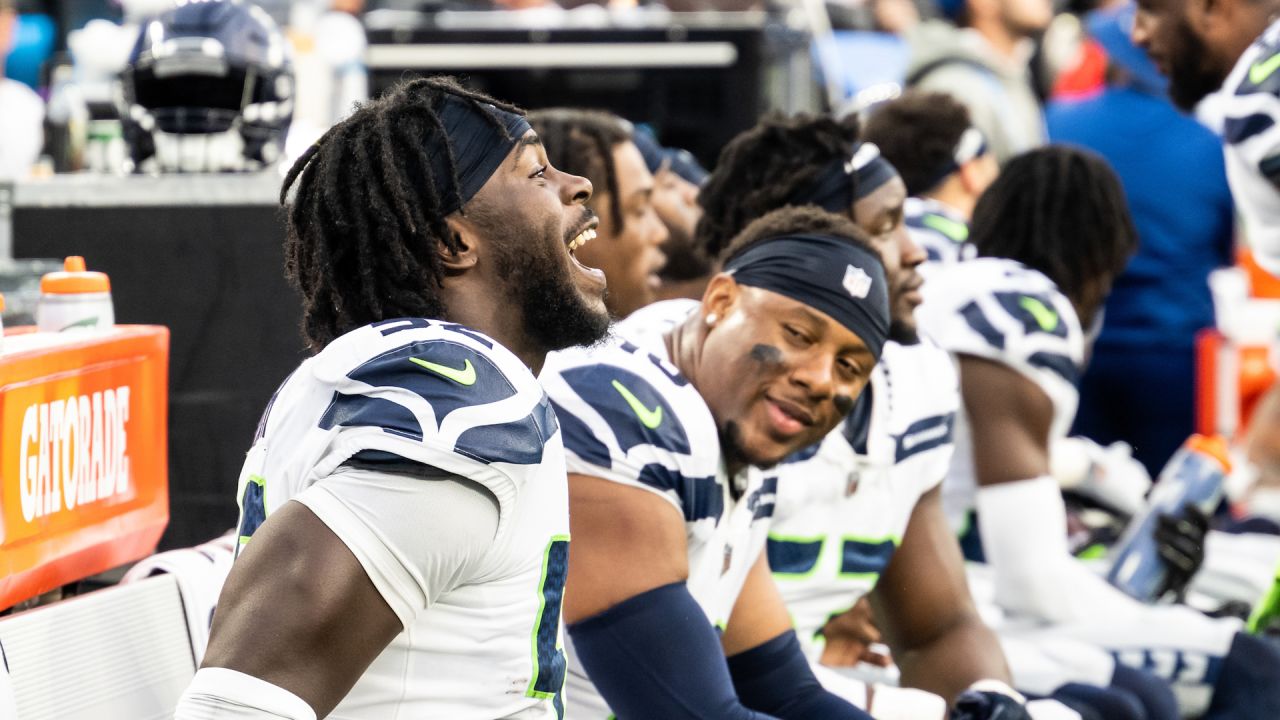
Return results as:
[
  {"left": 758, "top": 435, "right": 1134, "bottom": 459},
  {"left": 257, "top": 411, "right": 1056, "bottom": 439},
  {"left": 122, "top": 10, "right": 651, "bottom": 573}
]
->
[{"left": 568, "top": 228, "right": 597, "bottom": 252}]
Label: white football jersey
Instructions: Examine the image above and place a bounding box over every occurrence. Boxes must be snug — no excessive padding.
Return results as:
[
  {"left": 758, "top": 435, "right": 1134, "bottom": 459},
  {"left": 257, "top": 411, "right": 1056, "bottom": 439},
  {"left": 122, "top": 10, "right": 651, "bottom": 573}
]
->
[
  {"left": 234, "top": 318, "right": 570, "bottom": 719},
  {"left": 916, "top": 258, "right": 1084, "bottom": 532},
  {"left": 1221, "top": 17, "right": 1280, "bottom": 275},
  {"left": 770, "top": 340, "right": 959, "bottom": 659},
  {"left": 905, "top": 197, "right": 974, "bottom": 267},
  {"left": 541, "top": 300, "right": 778, "bottom": 719}
]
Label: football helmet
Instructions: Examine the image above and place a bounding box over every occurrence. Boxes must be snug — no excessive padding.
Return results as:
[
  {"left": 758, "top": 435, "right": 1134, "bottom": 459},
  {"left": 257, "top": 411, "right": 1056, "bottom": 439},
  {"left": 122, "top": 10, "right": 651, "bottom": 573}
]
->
[{"left": 120, "top": 0, "right": 293, "bottom": 173}]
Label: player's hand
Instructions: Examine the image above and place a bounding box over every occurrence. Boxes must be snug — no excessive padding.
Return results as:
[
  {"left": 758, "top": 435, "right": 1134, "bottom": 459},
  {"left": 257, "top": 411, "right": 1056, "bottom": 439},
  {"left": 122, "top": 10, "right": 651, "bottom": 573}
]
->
[
  {"left": 1153, "top": 504, "right": 1209, "bottom": 601},
  {"left": 819, "top": 597, "right": 893, "bottom": 667},
  {"left": 949, "top": 688, "right": 1033, "bottom": 720}
]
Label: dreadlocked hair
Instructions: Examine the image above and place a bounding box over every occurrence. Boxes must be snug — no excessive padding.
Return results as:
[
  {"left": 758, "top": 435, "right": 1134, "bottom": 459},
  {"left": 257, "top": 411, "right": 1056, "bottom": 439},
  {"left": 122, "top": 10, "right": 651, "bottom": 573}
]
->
[
  {"left": 968, "top": 145, "right": 1137, "bottom": 313},
  {"left": 696, "top": 112, "right": 860, "bottom": 260},
  {"left": 527, "top": 108, "right": 631, "bottom": 232},
  {"left": 862, "top": 91, "right": 972, "bottom": 197},
  {"left": 280, "top": 76, "right": 524, "bottom": 351},
  {"left": 720, "top": 205, "right": 876, "bottom": 268}
]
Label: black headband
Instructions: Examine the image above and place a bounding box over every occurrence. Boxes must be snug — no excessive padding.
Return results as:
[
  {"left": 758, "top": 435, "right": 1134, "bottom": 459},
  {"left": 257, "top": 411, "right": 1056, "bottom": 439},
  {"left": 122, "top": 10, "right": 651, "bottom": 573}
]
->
[
  {"left": 789, "top": 142, "right": 901, "bottom": 213},
  {"left": 724, "top": 234, "right": 890, "bottom": 359},
  {"left": 428, "top": 94, "right": 532, "bottom": 216},
  {"left": 911, "top": 126, "right": 989, "bottom": 196}
]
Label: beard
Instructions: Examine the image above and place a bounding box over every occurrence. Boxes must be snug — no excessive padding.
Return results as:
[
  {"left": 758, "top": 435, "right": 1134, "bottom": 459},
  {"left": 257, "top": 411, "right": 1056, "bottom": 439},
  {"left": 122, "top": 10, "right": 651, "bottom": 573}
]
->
[
  {"left": 888, "top": 318, "right": 919, "bottom": 345},
  {"left": 491, "top": 221, "right": 611, "bottom": 354},
  {"left": 1167, "top": 22, "right": 1229, "bottom": 111}
]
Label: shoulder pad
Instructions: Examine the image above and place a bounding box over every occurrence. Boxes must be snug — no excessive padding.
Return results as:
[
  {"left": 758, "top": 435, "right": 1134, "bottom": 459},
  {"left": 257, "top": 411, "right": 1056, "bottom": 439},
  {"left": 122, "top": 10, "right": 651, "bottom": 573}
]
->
[{"left": 557, "top": 363, "right": 691, "bottom": 456}]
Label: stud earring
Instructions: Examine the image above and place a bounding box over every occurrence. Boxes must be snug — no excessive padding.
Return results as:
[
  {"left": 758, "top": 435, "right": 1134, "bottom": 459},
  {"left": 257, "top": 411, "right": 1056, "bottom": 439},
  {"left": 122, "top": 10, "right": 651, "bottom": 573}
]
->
[{"left": 706, "top": 313, "right": 718, "bottom": 326}]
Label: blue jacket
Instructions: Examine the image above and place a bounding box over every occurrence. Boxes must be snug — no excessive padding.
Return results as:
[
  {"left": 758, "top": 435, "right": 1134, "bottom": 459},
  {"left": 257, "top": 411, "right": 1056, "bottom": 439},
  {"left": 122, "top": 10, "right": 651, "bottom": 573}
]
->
[{"left": 1047, "top": 87, "right": 1234, "bottom": 347}]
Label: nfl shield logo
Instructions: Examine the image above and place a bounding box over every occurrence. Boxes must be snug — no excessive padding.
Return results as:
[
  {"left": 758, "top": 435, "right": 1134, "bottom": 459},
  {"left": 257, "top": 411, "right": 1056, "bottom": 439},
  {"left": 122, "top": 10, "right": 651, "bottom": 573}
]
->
[{"left": 843, "top": 265, "right": 872, "bottom": 299}]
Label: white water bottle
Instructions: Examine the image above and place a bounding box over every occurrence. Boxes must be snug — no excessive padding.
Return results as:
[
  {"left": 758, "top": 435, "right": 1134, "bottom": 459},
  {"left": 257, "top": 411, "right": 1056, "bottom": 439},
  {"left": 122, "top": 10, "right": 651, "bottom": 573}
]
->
[{"left": 36, "top": 256, "right": 115, "bottom": 333}]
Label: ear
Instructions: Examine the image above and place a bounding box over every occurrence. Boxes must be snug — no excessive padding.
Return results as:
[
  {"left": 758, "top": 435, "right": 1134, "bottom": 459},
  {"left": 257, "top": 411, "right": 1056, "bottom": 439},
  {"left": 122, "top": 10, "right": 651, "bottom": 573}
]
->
[
  {"left": 440, "top": 215, "right": 481, "bottom": 276},
  {"left": 957, "top": 160, "right": 983, "bottom": 195},
  {"left": 699, "top": 272, "right": 741, "bottom": 328}
]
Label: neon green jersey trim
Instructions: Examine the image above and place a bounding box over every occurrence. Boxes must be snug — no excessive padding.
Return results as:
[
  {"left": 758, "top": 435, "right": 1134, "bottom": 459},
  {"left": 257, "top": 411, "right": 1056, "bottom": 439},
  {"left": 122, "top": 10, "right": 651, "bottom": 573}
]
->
[
  {"left": 527, "top": 534, "right": 571, "bottom": 701},
  {"left": 922, "top": 213, "right": 969, "bottom": 243}
]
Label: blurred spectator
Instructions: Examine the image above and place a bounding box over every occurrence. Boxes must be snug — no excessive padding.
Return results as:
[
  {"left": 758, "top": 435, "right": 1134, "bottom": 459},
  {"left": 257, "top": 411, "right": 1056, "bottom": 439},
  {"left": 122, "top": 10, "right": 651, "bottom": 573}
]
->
[
  {"left": 1047, "top": 3, "right": 1234, "bottom": 475},
  {"left": 528, "top": 109, "right": 668, "bottom": 319},
  {"left": 0, "top": 0, "right": 45, "bottom": 179},
  {"left": 905, "top": 0, "right": 1053, "bottom": 162},
  {"left": 863, "top": 91, "right": 998, "bottom": 265}
]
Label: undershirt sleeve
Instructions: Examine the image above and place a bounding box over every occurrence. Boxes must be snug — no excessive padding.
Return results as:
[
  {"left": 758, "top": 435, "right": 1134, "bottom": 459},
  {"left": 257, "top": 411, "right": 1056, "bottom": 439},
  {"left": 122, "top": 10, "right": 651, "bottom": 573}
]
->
[{"left": 294, "top": 466, "right": 499, "bottom": 630}]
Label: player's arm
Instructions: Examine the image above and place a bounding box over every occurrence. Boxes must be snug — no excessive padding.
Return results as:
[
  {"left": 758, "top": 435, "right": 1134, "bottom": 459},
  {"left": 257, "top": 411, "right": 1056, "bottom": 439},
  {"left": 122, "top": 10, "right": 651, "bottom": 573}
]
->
[
  {"left": 720, "top": 553, "right": 875, "bottom": 719},
  {"left": 959, "top": 354, "right": 1104, "bottom": 623},
  {"left": 182, "top": 467, "right": 497, "bottom": 720},
  {"left": 566, "top": 474, "right": 809, "bottom": 720},
  {"left": 869, "top": 485, "right": 1010, "bottom": 703},
  {"left": 187, "top": 502, "right": 402, "bottom": 719}
]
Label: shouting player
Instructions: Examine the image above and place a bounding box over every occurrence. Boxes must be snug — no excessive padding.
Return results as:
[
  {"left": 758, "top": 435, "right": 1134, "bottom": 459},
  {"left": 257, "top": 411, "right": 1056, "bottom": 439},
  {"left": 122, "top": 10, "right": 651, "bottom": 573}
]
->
[
  {"left": 1131, "top": 0, "right": 1280, "bottom": 274},
  {"left": 920, "top": 145, "right": 1279, "bottom": 718},
  {"left": 176, "top": 78, "right": 611, "bottom": 719},
  {"left": 542, "top": 206, "right": 889, "bottom": 719},
  {"left": 528, "top": 109, "right": 668, "bottom": 319}
]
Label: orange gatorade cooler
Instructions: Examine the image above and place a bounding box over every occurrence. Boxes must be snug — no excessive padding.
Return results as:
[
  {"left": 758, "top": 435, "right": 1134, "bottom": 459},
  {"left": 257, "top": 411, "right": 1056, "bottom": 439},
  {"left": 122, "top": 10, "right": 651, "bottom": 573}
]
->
[
  {"left": 35, "top": 256, "right": 115, "bottom": 333},
  {"left": 0, "top": 325, "right": 169, "bottom": 609}
]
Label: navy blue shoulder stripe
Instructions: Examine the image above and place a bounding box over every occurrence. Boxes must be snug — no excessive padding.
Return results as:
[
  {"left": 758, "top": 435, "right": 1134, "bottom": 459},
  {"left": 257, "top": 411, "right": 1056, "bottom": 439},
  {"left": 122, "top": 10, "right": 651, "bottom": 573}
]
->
[
  {"left": 1224, "top": 113, "right": 1276, "bottom": 145},
  {"left": 636, "top": 464, "right": 723, "bottom": 522},
  {"left": 454, "top": 396, "right": 558, "bottom": 466},
  {"left": 959, "top": 300, "right": 1005, "bottom": 351},
  {"left": 559, "top": 364, "right": 691, "bottom": 455},
  {"left": 346, "top": 339, "right": 516, "bottom": 424},
  {"left": 1261, "top": 154, "right": 1280, "bottom": 184},
  {"left": 1028, "top": 351, "right": 1080, "bottom": 385},
  {"left": 994, "top": 291, "right": 1069, "bottom": 339},
  {"left": 550, "top": 399, "right": 613, "bottom": 469},
  {"left": 320, "top": 391, "right": 424, "bottom": 440}
]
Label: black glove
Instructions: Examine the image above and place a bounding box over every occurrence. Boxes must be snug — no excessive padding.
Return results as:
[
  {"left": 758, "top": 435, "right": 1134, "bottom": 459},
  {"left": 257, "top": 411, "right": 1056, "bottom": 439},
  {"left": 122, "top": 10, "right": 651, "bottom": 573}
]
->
[
  {"left": 1153, "top": 504, "right": 1209, "bottom": 602},
  {"left": 950, "top": 689, "right": 1032, "bottom": 720}
]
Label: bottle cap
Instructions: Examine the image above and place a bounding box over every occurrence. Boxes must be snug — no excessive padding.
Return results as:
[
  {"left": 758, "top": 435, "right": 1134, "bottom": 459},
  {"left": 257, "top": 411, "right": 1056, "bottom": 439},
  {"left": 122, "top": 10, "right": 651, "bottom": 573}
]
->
[
  {"left": 40, "top": 256, "right": 111, "bottom": 295},
  {"left": 1186, "top": 434, "right": 1232, "bottom": 473}
]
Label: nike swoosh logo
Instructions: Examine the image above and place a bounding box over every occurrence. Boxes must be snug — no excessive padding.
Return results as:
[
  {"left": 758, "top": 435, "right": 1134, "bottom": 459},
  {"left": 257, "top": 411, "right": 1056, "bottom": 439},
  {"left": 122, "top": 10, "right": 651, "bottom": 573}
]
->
[
  {"left": 409, "top": 357, "right": 477, "bottom": 386},
  {"left": 611, "top": 379, "right": 663, "bottom": 429},
  {"left": 1251, "top": 53, "right": 1280, "bottom": 85},
  {"left": 1019, "top": 296, "right": 1059, "bottom": 333}
]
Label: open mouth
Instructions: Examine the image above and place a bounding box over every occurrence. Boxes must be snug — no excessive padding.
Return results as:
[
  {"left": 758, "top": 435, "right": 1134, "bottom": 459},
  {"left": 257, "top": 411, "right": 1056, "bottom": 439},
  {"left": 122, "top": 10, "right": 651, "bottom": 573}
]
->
[{"left": 565, "top": 220, "right": 606, "bottom": 283}]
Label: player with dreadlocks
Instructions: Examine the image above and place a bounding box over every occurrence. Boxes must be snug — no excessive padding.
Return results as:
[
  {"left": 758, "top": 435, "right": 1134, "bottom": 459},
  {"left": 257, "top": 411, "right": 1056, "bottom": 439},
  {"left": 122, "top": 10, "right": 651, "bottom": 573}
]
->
[
  {"left": 528, "top": 109, "right": 667, "bottom": 319},
  {"left": 921, "top": 145, "right": 1279, "bottom": 718},
  {"left": 177, "top": 76, "right": 611, "bottom": 720}
]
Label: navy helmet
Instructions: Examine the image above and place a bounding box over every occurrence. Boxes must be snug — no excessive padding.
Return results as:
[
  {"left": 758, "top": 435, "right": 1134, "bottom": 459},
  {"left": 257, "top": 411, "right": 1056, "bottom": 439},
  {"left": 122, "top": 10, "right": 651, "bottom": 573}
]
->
[{"left": 120, "top": 0, "right": 293, "bottom": 172}]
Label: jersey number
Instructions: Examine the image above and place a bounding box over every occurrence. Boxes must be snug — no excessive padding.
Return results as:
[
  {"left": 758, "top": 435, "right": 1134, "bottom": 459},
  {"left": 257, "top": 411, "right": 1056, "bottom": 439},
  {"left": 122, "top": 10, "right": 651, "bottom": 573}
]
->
[{"left": 528, "top": 536, "right": 569, "bottom": 717}]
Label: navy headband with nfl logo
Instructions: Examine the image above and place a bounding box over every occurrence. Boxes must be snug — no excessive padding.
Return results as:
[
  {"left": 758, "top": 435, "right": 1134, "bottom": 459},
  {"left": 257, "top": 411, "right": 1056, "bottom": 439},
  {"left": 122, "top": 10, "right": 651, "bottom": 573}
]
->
[
  {"left": 723, "top": 233, "right": 890, "bottom": 359},
  {"left": 788, "top": 142, "right": 901, "bottom": 214},
  {"left": 429, "top": 93, "right": 533, "bottom": 216}
]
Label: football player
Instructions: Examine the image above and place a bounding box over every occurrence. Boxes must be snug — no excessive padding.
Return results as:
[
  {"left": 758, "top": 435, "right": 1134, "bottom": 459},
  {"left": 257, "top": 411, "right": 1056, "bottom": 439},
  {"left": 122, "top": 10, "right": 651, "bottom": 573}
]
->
[
  {"left": 920, "top": 145, "right": 1280, "bottom": 717},
  {"left": 695, "top": 112, "right": 1135, "bottom": 720},
  {"left": 176, "top": 77, "right": 611, "bottom": 719},
  {"left": 1131, "top": 0, "right": 1280, "bottom": 275},
  {"left": 528, "top": 109, "right": 668, "bottom": 319},
  {"left": 862, "top": 92, "right": 998, "bottom": 267},
  {"left": 542, "top": 206, "right": 890, "bottom": 719}
]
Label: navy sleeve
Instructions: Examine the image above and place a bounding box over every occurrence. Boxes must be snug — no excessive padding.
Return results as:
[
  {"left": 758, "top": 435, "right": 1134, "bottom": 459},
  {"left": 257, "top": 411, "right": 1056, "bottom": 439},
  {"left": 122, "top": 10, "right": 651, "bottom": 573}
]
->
[
  {"left": 727, "top": 631, "right": 874, "bottom": 720},
  {"left": 568, "top": 582, "right": 778, "bottom": 720}
]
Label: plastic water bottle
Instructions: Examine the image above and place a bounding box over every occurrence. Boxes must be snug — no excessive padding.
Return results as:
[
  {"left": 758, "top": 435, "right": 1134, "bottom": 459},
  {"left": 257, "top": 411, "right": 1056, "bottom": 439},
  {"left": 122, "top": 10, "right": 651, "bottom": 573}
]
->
[
  {"left": 36, "top": 256, "right": 114, "bottom": 333},
  {"left": 1105, "top": 434, "right": 1229, "bottom": 601}
]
